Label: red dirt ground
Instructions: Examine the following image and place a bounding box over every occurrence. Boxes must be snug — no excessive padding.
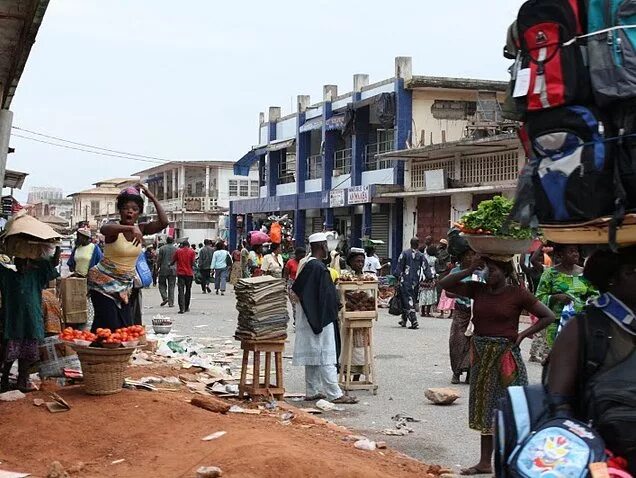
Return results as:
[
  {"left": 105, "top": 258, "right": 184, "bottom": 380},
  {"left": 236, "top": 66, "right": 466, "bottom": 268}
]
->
[{"left": 0, "top": 367, "right": 443, "bottom": 478}]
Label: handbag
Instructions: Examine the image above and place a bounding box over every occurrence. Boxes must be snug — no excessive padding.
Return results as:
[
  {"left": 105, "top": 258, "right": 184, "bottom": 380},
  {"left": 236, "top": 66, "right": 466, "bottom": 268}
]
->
[
  {"left": 136, "top": 252, "right": 153, "bottom": 288},
  {"left": 388, "top": 288, "right": 403, "bottom": 316}
]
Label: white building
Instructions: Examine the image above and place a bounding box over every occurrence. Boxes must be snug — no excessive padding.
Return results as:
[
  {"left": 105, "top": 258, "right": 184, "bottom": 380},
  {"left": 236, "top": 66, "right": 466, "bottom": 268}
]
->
[
  {"left": 67, "top": 178, "right": 138, "bottom": 229},
  {"left": 135, "top": 160, "right": 258, "bottom": 245}
]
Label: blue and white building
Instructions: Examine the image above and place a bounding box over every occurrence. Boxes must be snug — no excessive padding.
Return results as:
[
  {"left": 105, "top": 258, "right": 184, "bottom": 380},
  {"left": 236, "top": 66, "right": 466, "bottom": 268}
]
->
[{"left": 229, "top": 57, "right": 507, "bottom": 260}]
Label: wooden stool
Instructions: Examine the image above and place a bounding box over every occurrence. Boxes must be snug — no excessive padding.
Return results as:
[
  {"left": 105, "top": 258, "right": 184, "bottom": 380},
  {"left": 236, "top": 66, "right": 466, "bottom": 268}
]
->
[
  {"left": 339, "top": 317, "right": 378, "bottom": 395},
  {"left": 238, "top": 339, "right": 285, "bottom": 400}
]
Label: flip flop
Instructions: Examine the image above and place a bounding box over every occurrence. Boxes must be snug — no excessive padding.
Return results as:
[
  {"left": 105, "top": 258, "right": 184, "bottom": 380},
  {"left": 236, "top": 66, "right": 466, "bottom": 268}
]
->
[
  {"left": 304, "top": 393, "right": 327, "bottom": 401},
  {"left": 460, "top": 466, "right": 492, "bottom": 476}
]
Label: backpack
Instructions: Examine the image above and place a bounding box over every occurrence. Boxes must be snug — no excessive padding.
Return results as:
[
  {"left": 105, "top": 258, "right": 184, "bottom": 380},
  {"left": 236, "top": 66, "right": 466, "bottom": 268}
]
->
[
  {"left": 511, "top": 0, "right": 590, "bottom": 116},
  {"left": 587, "top": 0, "right": 636, "bottom": 106},
  {"left": 580, "top": 306, "right": 636, "bottom": 461},
  {"left": 495, "top": 385, "right": 607, "bottom": 478},
  {"left": 514, "top": 105, "right": 615, "bottom": 224}
]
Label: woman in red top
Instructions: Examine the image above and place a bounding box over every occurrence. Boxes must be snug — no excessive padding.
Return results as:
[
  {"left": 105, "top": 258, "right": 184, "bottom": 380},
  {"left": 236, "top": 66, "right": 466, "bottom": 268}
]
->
[
  {"left": 439, "top": 255, "right": 555, "bottom": 475},
  {"left": 284, "top": 247, "right": 306, "bottom": 325}
]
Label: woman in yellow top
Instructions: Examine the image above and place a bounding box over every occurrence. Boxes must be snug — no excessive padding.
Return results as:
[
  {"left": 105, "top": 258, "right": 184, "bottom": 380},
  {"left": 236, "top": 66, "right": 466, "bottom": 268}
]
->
[{"left": 88, "top": 184, "right": 168, "bottom": 332}]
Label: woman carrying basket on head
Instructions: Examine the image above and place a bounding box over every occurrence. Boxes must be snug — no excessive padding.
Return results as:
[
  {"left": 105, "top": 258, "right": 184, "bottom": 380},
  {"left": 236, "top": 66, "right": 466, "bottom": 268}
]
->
[{"left": 88, "top": 184, "right": 168, "bottom": 332}]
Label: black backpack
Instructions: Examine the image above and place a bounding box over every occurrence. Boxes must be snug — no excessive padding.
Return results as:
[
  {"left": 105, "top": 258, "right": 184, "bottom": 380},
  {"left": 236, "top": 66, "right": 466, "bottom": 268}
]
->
[
  {"left": 513, "top": 105, "right": 616, "bottom": 225},
  {"left": 580, "top": 307, "right": 636, "bottom": 461}
]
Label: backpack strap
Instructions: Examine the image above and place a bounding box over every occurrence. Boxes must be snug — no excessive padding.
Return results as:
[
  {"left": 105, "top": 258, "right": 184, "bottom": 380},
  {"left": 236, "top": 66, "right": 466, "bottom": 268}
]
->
[{"left": 578, "top": 306, "right": 612, "bottom": 386}]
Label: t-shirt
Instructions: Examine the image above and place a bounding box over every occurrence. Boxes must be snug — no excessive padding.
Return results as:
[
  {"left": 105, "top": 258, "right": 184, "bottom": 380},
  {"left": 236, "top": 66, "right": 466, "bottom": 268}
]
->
[
  {"left": 212, "top": 249, "right": 230, "bottom": 270},
  {"left": 471, "top": 285, "right": 538, "bottom": 342},
  {"left": 173, "top": 247, "right": 195, "bottom": 277},
  {"left": 261, "top": 253, "right": 284, "bottom": 278},
  {"left": 285, "top": 258, "right": 299, "bottom": 280},
  {"left": 363, "top": 255, "right": 382, "bottom": 274}
]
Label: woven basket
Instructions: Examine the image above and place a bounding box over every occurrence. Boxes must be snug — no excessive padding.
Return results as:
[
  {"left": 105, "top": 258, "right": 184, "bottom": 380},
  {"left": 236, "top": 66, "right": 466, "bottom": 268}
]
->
[{"left": 74, "top": 347, "right": 134, "bottom": 396}]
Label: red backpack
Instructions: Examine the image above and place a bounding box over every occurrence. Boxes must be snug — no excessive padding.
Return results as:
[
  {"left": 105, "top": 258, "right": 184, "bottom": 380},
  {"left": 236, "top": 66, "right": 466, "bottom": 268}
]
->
[{"left": 511, "top": 0, "right": 590, "bottom": 116}]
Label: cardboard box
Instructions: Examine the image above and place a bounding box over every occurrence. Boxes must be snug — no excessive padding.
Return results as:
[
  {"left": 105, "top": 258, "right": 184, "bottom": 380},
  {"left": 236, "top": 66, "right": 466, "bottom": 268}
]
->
[{"left": 60, "top": 277, "right": 88, "bottom": 324}]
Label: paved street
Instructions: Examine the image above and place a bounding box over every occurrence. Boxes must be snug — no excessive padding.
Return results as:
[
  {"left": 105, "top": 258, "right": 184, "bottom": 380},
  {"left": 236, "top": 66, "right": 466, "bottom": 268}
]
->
[{"left": 140, "top": 283, "right": 541, "bottom": 473}]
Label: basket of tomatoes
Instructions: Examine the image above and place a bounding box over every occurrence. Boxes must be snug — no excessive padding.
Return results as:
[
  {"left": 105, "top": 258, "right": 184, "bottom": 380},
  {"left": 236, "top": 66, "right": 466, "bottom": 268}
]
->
[{"left": 60, "top": 326, "right": 146, "bottom": 396}]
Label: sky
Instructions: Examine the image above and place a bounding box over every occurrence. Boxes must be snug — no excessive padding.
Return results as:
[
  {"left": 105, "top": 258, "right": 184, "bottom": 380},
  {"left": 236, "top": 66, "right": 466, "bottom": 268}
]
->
[{"left": 6, "top": 0, "right": 525, "bottom": 201}]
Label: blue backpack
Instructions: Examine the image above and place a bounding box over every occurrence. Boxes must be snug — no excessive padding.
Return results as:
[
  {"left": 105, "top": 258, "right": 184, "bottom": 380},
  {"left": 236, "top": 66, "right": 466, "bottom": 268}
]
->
[
  {"left": 495, "top": 385, "right": 607, "bottom": 478},
  {"left": 513, "top": 105, "right": 616, "bottom": 225},
  {"left": 587, "top": 0, "right": 636, "bottom": 106}
]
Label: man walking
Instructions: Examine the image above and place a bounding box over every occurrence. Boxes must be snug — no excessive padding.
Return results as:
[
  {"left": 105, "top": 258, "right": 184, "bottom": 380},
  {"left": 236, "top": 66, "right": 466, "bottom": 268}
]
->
[
  {"left": 157, "top": 237, "right": 177, "bottom": 307},
  {"left": 396, "top": 237, "right": 431, "bottom": 329},
  {"left": 292, "top": 233, "right": 358, "bottom": 404},
  {"left": 172, "top": 240, "right": 196, "bottom": 314},
  {"left": 198, "top": 239, "right": 214, "bottom": 293}
]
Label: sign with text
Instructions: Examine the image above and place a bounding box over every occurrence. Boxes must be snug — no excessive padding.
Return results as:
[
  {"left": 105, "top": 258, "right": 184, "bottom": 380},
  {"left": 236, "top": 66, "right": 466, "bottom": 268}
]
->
[
  {"left": 347, "top": 185, "right": 370, "bottom": 205},
  {"left": 329, "top": 189, "right": 345, "bottom": 208}
]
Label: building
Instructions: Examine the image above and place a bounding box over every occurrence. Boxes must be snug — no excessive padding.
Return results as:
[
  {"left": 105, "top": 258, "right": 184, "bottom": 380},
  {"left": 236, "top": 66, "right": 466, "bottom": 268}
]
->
[
  {"left": 27, "top": 186, "right": 63, "bottom": 203},
  {"left": 0, "top": 0, "right": 49, "bottom": 190},
  {"left": 134, "top": 160, "right": 258, "bottom": 245},
  {"left": 67, "top": 177, "right": 138, "bottom": 229},
  {"left": 228, "top": 56, "right": 508, "bottom": 259}
]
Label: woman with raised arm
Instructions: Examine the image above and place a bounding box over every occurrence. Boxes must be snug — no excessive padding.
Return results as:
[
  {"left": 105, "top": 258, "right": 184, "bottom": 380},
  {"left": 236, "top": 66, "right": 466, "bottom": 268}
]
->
[{"left": 87, "top": 184, "right": 168, "bottom": 332}]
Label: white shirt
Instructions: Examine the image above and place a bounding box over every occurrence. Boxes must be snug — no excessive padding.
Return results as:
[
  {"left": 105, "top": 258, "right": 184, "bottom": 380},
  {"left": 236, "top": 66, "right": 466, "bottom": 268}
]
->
[
  {"left": 363, "top": 255, "right": 382, "bottom": 274},
  {"left": 261, "top": 253, "right": 284, "bottom": 277}
]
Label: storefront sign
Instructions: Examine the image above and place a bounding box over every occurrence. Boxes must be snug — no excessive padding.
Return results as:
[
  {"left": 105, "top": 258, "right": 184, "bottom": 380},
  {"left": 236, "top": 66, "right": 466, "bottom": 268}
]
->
[
  {"left": 329, "top": 189, "right": 345, "bottom": 208},
  {"left": 347, "top": 185, "right": 370, "bottom": 205}
]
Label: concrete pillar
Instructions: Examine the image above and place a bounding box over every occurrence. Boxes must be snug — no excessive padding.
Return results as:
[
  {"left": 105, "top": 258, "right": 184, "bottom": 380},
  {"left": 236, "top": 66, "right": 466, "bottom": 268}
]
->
[
  {"left": 391, "top": 199, "right": 404, "bottom": 262},
  {"left": 395, "top": 56, "right": 413, "bottom": 82},
  {"left": 323, "top": 208, "right": 334, "bottom": 231},
  {"left": 267, "top": 107, "right": 280, "bottom": 198},
  {"left": 246, "top": 213, "right": 253, "bottom": 233},
  {"left": 172, "top": 169, "right": 177, "bottom": 199},
  {"left": 229, "top": 202, "right": 237, "bottom": 251},
  {"left": 321, "top": 100, "right": 334, "bottom": 192},
  {"left": 394, "top": 78, "right": 412, "bottom": 187},
  {"left": 351, "top": 106, "right": 369, "bottom": 186},
  {"left": 296, "top": 95, "right": 310, "bottom": 194},
  {"left": 205, "top": 165, "right": 210, "bottom": 210},
  {"left": 179, "top": 165, "right": 186, "bottom": 203},
  {"left": 353, "top": 74, "right": 369, "bottom": 93},
  {"left": 0, "top": 110, "right": 13, "bottom": 191},
  {"left": 351, "top": 210, "right": 362, "bottom": 249},
  {"left": 294, "top": 209, "right": 306, "bottom": 245},
  {"left": 451, "top": 192, "right": 473, "bottom": 225},
  {"left": 268, "top": 107, "right": 281, "bottom": 123},
  {"left": 297, "top": 95, "right": 311, "bottom": 113},
  {"left": 362, "top": 203, "right": 372, "bottom": 239},
  {"left": 323, "top": 85, "right": 338, "bottom": 101},
  {"left": 163, "top": 170, "right": 168, "bottom": 200}
]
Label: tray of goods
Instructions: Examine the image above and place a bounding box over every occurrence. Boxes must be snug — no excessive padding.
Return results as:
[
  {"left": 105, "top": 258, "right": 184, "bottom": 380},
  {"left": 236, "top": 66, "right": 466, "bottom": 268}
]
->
[
  {"left": 541, "top": 214, "right": 636, "bottom": 245},
  {"left": 338, "top": 271, "right": 379, "bottom": 284},
  {"left": 345, "top": 290, "right": 376, "bottom": 312},
  {"left": 456, "top": 197, "right": 533, "bottom": 255}
]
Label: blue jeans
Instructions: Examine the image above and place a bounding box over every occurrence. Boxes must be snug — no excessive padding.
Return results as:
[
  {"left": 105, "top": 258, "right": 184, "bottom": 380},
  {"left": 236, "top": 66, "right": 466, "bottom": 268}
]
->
[{"left": 214, "top": 268, "right": 227, "bottom": 292}]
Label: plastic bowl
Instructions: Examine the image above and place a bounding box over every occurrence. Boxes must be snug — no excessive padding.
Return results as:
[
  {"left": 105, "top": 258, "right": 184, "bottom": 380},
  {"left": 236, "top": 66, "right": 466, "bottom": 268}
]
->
[
  {"left": 73, "top": 339, "right": 92, "bottom": 347},
  {"left": 153, "top": 324, "right": 172, "bottom": 335},
  {"left": 122, "top": 340, "right": 139, "bottom": 348},
  {"left": 101, "top": 342, "right": 122, "bottom": 349}
]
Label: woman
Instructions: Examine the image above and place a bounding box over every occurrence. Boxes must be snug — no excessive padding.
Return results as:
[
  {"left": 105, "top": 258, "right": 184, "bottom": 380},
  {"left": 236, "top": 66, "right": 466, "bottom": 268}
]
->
[
  {"left": 0, "top": 247, "right": 60, "bottom": 392},
  {"left": 284, "top": 247, "right": 305, "bottom": 324},
  {"left": 248, "top": 244, "right": 264, "bottom": 277},
  {"left": 87, "top": 184, "right": 167, "bottom": 332},
  {"left": 211, "top": 241, "right": 230, "bottom": 295},
  {"left": 547, "top": 247, "right": 636, "bottom": 475},
  {"left": 229, "top": 245, "right": 243, "bottom": 285},
  {"left": 68, "top": 227, "right": 103, "bottom": 277},
  {"left": 534, "top": 244, "right": 597, "bottom": 361},
  {"left": 240, "top": 241, "right": 250, "bottom": 278},
  {"left": 261, "top": 242, "right": 284, "bottom": 279},
  {"left": 439, "top": 255, "right": 555, "bottom": 476},
  {"left": 419, "top": 245, "right": 439, "bottom": 317},
  {"left": 446, "top": 247, "right": 476, "bottom": 385}
]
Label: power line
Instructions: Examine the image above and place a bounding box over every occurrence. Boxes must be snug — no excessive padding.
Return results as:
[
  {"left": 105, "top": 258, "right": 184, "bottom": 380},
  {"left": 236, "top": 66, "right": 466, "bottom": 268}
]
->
[
  {"left": 11, "top": 126, "right": 172, "bottom": 162},
  {"left": 11, "top": 133, "right": 166, "bottom": 164}
]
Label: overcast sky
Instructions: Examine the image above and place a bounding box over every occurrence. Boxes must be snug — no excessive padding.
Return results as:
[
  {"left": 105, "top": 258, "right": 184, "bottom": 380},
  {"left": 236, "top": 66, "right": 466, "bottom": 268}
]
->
[{"left": 6, "top": 0, "right": 524, "bottom": 200}]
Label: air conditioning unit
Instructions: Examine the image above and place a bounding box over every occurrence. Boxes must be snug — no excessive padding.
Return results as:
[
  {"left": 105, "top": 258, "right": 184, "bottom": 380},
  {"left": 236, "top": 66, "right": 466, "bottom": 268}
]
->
[{"left": 425, "top": 169, "right": 447, "bottom": 191}]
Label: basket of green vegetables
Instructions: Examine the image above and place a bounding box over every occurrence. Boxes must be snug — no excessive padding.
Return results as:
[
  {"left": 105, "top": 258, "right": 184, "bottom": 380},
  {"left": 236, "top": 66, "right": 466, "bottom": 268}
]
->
[{"left": 456, "top": 196, "right": 533, "bottom": 255}]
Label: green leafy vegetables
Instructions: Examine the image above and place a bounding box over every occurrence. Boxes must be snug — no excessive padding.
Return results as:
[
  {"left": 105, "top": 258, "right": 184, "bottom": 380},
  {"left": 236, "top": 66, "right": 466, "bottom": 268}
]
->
[{"left": 458, "top": 196, "right": 533, "bottom": 240}]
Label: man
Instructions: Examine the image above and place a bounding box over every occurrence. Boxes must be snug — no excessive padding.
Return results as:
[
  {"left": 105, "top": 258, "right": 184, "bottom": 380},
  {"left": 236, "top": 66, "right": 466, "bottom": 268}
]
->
[
  {"left": 171, "top": 240, "right": 196, "bottom": 314},
  {"left": 144, "top": 245, "right": 158, "bottom": 287},
  {"left": 436, "top": 239, "right": 451, "bottom": 275},
  {"left": 395, "top": 237, "right": 431, "bottom": 329},
  {"left": 157, "top": 237, "right": 177, "bottom": 307},
  {"left": 197, "top": 239, "right": 214, "bottom": 293},
  {"left": 363, "top": 246, "right": 382, "bottom": 275},
  {"left": 292, "top": 233, "right": 358, "bottom": 404}
]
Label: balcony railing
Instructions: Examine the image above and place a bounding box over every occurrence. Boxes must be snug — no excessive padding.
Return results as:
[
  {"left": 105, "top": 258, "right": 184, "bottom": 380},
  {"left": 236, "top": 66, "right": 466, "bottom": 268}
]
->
[
  {"left": 334, "top": 148, "right": 352, "bottom": 175},
  {"left": 307, "top": 154, "right": 323, "bottom": 180},
  {"left": 152, "top": 196, "right": 220, "bottom": 213},
  {"left": 364, "top": 139, "right": 395, "bottom": 171}
]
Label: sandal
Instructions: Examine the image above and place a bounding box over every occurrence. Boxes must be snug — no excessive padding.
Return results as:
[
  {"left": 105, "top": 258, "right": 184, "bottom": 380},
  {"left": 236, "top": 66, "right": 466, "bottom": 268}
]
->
[
  {"left": 451, "top": 374, "right": 460, "bottom": 385},
  {"left": 460, "top": 466, "right": 492, "bottom": 476},
  {"left": 304, "top": 393, "right": 327, "bottom": 401},
  {"left": 332, "top": 395, "right": 359, "bottom": 404}
]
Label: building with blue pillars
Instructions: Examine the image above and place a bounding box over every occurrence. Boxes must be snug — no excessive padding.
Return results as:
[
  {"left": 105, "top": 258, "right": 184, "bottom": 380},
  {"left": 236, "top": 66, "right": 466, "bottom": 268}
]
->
[{"left": 230, "top": 57, "right": 507, "bottom": 261}]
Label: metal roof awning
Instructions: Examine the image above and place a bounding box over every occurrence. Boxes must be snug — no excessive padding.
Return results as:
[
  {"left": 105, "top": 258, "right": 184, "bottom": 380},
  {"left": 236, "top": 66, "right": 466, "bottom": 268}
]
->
[
  {"left": 234, "top": 150, "right": 258, "bottom": 176},
  {"left": 4, "top": 169, "right": 27, "bottom": 189},
  {"left": 299, "top": 117, "right": 322, "bottom": 134},
  {"left": 267, "top": 138, "right": 295, "bottom": 152},
  {"left": 325, "top": 114, "right": 345, "bottom": 131},
  {"left": 377, "top": 133, "right": 520, "bottom": 162},
  {"left": 379, "top": 184, "right": 515, "bottom": 199}
]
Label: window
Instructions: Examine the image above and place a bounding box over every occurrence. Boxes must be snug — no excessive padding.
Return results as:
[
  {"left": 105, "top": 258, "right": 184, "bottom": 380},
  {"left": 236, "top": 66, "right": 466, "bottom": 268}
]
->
[
  {"left": 307, "top": 154, "right": 323, "bottom": 180},
  {"left": 334, "top": 148, "right": 352, "bottom": 174},
  {"left": 239, "top": 180, "right": 249, "bottom": 197},
  {"left": 365, "top": 128, "right": 395, "bottom": 171},
  {"left": 250, "top": 180, "right": 259, "bottom": 197},
  {"left": 90, "top": 200, "right": 100, "bottom": 216},
  {"left": 229, "top": 180, "right": 238, "bottom": 197},
  {"left": 278, "top": 151, "right": 296, "bottom": 184}
]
